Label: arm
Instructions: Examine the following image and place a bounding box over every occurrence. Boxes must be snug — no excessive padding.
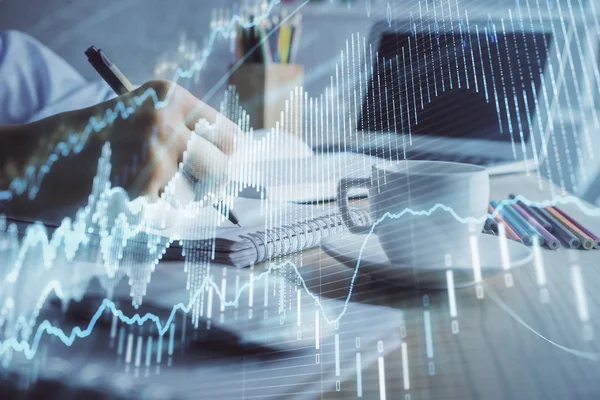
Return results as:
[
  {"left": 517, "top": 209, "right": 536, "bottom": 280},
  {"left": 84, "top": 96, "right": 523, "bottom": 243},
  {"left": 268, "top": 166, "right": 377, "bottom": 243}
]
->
[
  {"left": 0, "top": 123, "right": 43, "bottom": 187},
  {"left": 0, "top": 80, "right": 241, "bottom": 218},
  {"left": 0, "top": 107, "right": 107, "bottom": 216}
]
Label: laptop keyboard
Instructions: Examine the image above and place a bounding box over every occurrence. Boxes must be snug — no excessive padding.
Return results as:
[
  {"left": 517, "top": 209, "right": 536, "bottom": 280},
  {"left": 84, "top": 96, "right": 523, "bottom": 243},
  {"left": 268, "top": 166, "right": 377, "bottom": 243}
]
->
[
  {"left": 358, "top": 147, "right": 506, "bottom": 166},
  {"left": 313, "top": 138, "right": 506, "bottom": 167},
  {"left": 407, "top": 151, "right": 501, "bottom": 166}
]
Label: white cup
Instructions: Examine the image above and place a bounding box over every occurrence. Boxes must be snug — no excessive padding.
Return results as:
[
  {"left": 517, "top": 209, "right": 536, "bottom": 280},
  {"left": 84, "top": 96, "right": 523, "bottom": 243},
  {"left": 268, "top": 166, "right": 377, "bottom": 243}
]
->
[{"left": 338, "top": 160, "right": 489, "bottom": 268}]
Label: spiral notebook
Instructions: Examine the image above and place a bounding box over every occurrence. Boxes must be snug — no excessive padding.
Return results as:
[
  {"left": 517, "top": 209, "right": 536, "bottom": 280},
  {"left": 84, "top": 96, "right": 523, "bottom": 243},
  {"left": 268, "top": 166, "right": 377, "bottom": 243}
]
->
[{"left": 165, "top": 197, "right": 370, "bottom": 267}]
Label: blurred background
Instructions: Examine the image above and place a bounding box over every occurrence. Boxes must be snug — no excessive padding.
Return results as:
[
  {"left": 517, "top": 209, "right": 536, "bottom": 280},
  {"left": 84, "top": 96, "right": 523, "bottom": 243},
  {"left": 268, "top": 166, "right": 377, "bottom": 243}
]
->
[{"left": 1, "top": 0, "right": 599, "bottom": 200}]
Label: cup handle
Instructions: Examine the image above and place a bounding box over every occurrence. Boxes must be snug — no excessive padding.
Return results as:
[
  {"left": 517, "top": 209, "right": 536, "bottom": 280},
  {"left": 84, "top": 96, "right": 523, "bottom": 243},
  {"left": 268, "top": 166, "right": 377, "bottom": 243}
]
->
[{"left": 337, "top": 177, "right": 373, "bottom": 234}]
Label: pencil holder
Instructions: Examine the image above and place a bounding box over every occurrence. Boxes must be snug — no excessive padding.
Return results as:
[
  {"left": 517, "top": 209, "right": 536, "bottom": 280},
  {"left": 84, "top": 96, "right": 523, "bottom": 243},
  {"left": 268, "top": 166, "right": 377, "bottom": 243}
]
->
[{"left": 228, "top": 63, "right": 304, "bottom": 132}]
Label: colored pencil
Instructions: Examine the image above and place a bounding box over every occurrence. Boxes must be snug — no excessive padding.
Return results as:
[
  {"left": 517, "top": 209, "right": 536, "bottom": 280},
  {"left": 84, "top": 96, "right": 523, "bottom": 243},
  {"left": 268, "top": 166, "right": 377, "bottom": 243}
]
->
[
  {"left": 484, "top": 216, "right": 498, "bottom": 232},
  {"left": 504, "top": 204, "right": 545, "bottom": 246},
  {"left": 269, "top": 14, "right": 280, "bottom": 62},
  {"left": 488, "top": 204, "right": 523, "bottom": 243},
  {"left": 289, "top": 14, "right": 303, "bottom": 64},
  {"left": 236, "top": 10, "right": 302, "bottom": 65},
  {"left": 545, "top": 207, "right": 594, "bottom": 249},
  {"left": 536, "top": 207, "right": 582, "bottom": 249},
  {"left": 508, "top": 194, "right": 553, "bottom": 232},
  {"left": 264, "top": 18, "right": 280, "bottom": 63},
  {"left": 498, "top": 202, "right": 537, "bottom": 245},
  {"left": 552, "top": 206, "right": 600, "bottom": 249},
  {"left": 491, "top": 201, "right": 532, "bottom": 245},
  {"left": 236, "top": 24, "right": 243, "bottom": 60},
  {"left": 511, "top": 203, "right": 560, "bottom": 249},
  {"left": 488, "top": 203, "right": 522, "bottom": 243},
  {"left": 483, "top": 227, "right": 496, "bottom": 235},
  {"left": 278, "top": 24, "right": 292, "bottom": 64},
  {"left": 256, "top": 25, "right": 270, "bottom": 63}
]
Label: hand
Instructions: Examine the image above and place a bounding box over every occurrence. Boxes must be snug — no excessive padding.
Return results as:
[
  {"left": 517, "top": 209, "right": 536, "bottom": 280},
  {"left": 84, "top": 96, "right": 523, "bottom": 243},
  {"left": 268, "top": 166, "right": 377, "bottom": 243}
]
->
[
  {"left": 0, "top": 80, "right": 242, "bottom": 217},
  {"left": 104, "top": 80, "right": 241, "bottom": 201}
]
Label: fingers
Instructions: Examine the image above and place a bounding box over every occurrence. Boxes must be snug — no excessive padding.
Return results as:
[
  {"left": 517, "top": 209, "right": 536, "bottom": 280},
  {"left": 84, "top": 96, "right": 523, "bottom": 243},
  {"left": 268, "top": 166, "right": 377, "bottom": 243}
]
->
[
  {"left": 196, "top": 113, "right": 242, "bottom": 156},
  {"left": 138, "top": 80, "right": 242, "bottom": 156},
  {"left": 183, "top": 133, "right": 229, "bottom": 184},
  {"left": 156, "top": 114, "right": 192, "bottom": 164},
  {"left": 126, "top": 80, "right": 240, "bottom": 203},
  {"left": 154, "top": 126, "right": 230, "bottom": 200},
  {"left": 145, "top": 141, "right": 180, "bottom": 202},
  {"left": 168, "top": 83, "right": 242, "bottom": 156}
]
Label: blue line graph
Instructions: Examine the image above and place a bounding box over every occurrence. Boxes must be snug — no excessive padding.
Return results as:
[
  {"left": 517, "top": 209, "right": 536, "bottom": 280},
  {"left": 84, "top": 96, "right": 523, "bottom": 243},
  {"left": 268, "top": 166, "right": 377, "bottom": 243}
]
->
[
  {"left": 2, "top": 193, "right": 599, "bottom": 360},
  {"left": 2, "top": 0, "right": 600, "bottom": 366},
  {"left": 0, "top": 0, "right": 291, "bottom": 202},
  {"left": 4, "top": 186, "right": 597, "bottom": 301}
]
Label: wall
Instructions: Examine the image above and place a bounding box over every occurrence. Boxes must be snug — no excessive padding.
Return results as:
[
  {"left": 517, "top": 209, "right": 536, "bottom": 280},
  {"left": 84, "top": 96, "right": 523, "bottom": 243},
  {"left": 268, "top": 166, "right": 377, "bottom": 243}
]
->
[{"left": 0, "top": 0, "right": 373, "bottom": 110}]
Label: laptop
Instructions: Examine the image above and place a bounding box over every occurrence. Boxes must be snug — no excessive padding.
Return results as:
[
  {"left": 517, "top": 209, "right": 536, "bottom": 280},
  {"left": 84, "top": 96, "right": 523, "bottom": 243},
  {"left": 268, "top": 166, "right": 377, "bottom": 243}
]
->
[{"left": 318, "top": 18, "right": 565, "bottom": 176}]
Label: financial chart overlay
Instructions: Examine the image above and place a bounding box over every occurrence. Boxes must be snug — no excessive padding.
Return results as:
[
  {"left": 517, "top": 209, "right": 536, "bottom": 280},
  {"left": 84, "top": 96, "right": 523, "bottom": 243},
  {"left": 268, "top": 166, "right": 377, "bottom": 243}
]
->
[{"left": 1, "top": 0, "right": 600, "bottom": 398}]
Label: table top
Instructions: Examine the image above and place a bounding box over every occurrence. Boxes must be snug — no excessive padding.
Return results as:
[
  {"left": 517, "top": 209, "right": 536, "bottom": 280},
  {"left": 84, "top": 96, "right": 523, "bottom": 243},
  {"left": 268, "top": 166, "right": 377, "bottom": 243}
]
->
[
  {"left": 4, "top": 172, "right": 600, "bottom": 399},
  {"left": 289, "top": 172, "right": 600, "bottom": 399}
]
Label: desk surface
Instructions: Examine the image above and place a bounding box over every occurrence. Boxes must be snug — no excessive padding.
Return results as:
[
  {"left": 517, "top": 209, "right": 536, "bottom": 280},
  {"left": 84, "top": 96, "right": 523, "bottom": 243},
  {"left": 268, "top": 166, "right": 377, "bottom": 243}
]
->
[
  {"left": 288, "top": 172, "right": 600, "bottom": 399},
  {"left": 5, "top": 172, "right": 600, "bottom": 399}
]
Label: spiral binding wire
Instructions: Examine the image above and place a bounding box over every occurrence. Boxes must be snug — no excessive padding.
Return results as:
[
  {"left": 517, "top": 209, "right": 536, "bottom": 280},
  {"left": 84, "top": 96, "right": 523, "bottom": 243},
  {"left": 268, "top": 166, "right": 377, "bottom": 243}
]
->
[{"left": 239, "top": 208, "right": 370, "bottom": 264}]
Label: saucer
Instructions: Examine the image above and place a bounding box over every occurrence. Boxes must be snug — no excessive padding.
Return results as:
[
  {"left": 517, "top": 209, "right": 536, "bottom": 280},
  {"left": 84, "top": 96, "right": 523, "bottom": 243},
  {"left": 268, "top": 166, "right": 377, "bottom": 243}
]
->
[{"left": 321, "top": 231, "right": 533, "bottom": 289}]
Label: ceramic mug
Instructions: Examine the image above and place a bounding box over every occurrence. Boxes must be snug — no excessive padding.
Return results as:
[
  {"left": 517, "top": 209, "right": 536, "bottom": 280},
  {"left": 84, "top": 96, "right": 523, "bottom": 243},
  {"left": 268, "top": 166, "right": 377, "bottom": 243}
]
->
[{"left": 338, "top": 160, "right": 490, "bottom": 268}]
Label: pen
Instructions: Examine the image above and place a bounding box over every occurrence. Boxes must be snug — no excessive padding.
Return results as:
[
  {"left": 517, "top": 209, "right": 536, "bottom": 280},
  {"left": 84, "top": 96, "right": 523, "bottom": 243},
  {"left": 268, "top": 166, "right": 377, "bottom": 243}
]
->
[
  {"left": 85, "top": 46, "right": 134, "bottom": 94},
  {"left": 85, "top": 45, "right": 241, "bottom": 227}
]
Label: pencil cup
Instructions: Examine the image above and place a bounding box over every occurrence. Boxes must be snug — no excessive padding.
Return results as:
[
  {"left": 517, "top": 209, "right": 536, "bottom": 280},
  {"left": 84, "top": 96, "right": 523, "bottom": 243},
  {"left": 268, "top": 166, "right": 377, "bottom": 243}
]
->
[{"left": 228, "top": 63, "right": 304, "bottom": 132}]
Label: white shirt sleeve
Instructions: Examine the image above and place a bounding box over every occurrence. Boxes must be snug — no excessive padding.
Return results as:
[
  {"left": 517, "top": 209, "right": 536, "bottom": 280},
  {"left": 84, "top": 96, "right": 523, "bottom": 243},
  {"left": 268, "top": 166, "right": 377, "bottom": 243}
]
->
[{"left": 0, "top": 30, "right": 115, "bottom": 125}]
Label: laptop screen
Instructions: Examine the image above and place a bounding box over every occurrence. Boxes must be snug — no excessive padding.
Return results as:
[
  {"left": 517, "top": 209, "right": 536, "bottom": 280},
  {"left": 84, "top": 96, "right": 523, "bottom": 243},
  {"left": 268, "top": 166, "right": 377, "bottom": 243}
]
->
[{"left": 358, "top": 28, "right": 551, "bottom": 144}]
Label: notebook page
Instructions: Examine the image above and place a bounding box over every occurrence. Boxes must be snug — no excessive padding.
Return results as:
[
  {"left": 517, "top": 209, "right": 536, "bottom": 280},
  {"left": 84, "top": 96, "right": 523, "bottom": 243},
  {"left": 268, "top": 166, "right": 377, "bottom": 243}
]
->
[
  {"left": 234, "top": 152, "right": 376, "bottom": 202},
  {"left": 160, "top": 197, "right": 337, "bottom": 254}
]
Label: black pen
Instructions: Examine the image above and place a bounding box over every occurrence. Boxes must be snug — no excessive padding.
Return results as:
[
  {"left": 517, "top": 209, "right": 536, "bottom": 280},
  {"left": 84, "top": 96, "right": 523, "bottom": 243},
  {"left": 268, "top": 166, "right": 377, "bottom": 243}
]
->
[
  {"left": 85, "top": 46, "right": 134, "bottom": 94},
  {"left": 85, "top": 46, "right": 241, "bottom": 227}
]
